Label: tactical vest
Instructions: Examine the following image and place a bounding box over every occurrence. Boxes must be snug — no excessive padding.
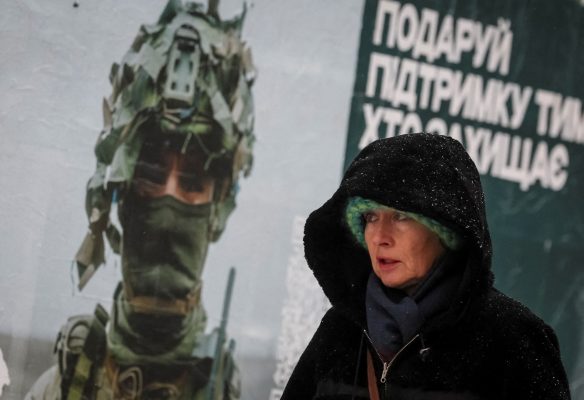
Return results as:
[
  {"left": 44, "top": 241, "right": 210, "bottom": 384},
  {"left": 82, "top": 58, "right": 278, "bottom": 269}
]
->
[
  {"left": 55, "top": 304, "right": 109, "bottom": 400},
  {"left": 54, "top": 305, "right": 240, "bottom": 400}
]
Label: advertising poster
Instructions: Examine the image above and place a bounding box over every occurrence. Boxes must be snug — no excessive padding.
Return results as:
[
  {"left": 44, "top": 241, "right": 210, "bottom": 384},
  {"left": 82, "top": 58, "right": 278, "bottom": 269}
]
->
[
  {"left": 0, "top": 1, "right": 361, "bottom": 398},
  {"left": 0, "top": 0, "right": 583, "bottom": 399}
]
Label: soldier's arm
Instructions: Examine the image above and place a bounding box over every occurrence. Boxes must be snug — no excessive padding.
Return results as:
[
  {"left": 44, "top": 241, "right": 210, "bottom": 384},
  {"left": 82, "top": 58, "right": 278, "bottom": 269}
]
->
[{"left": 24, "top": 365, "right": 62, "bottom": 400}]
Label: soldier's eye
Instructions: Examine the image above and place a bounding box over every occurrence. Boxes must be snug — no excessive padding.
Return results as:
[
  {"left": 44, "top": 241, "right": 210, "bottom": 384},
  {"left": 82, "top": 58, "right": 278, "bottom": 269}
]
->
[
  {"left": 134, "top": 160, "right": 168, "bottom": 185},
  {"left": 179, "top": 173, "right": 205, "bottom": 192}
]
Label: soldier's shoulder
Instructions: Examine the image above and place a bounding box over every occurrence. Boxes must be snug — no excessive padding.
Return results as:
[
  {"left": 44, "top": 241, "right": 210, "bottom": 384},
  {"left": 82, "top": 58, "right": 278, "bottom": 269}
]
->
[{"left": 24, "top": 365, "right": 61, "bottom": 400}]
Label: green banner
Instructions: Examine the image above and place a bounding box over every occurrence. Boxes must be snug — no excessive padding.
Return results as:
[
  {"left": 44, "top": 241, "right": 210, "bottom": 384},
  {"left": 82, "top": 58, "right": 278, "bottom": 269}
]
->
[{"left": 345, "top": 0, "right": 584, "bottom": 390}]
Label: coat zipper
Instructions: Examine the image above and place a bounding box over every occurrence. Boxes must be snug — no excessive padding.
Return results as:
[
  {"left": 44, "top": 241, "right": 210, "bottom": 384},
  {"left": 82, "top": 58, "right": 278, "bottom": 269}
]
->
[
  {"left": 363, "top": 331, "right": 421, "bottom": 391},
  {"left": 362, "top": 330, "right": 388, "bottom": 380}
]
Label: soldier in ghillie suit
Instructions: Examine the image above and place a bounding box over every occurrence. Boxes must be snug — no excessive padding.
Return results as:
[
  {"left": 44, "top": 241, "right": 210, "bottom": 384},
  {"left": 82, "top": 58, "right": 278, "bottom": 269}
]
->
[{"left": 26, "top": 0, "right": 256, "bottom": 398}]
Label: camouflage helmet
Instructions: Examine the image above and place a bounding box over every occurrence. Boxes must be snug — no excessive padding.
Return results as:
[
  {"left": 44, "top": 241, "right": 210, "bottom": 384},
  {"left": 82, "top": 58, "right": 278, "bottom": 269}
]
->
[{"left": 76, "top": 0, "right": 256, "bottom": 288}]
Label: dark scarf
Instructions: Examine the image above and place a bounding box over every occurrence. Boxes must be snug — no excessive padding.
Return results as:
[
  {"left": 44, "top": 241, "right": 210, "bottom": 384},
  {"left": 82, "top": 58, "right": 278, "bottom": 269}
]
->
[{"left": 365, "top": 254, "right": 462, "bottom": 360}]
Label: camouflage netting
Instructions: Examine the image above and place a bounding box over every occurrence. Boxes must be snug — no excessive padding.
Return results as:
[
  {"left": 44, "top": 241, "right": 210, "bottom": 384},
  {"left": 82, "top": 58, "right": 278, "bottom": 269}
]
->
[{"left": 76, "top": 0, "right": 256, "bottom": 288}]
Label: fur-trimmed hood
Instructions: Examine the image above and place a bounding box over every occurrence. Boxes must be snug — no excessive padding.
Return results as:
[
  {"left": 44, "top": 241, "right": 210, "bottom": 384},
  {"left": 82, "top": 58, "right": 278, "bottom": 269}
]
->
[{"left": 303, "top": 133, "right": 494, "bottom": 328}]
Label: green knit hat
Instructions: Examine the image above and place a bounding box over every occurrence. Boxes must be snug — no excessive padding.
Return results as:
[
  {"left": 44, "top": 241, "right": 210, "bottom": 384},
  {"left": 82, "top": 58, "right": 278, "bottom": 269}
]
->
[{"left": 344, "top": 197, "right": 463, "bottom": 250}]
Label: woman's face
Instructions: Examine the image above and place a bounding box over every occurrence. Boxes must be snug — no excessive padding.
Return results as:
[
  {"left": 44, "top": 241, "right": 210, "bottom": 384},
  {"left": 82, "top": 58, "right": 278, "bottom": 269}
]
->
[{"left": 364, "top": 208, "right": 445, "bottom": 293}]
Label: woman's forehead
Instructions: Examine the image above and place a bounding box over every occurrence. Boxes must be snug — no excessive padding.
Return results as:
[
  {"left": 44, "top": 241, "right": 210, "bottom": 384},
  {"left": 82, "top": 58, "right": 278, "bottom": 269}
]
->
[{"left": 363, "top": 206, "right": 399, "bottom": 214}]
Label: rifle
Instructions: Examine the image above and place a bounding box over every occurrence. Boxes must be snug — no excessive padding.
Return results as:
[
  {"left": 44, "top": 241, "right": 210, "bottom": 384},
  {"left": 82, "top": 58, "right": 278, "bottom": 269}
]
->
[{"left": 197, "top": 267, "right": 237, "bottom": 400}]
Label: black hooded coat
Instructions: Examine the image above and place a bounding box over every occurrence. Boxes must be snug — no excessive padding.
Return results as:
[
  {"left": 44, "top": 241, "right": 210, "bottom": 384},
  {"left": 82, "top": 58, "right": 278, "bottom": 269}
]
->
[{"left": 281, "top": 134, "right": 570, "bottom": 400}]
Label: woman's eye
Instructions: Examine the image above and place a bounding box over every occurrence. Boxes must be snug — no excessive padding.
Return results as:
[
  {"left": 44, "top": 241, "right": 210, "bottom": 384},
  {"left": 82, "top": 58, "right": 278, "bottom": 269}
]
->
[
  {"left": 393, "top": 211, "right": 409, "bottom": 221},
  {"left": 363, "top": 212, "right": 378, "bottom": 223}
]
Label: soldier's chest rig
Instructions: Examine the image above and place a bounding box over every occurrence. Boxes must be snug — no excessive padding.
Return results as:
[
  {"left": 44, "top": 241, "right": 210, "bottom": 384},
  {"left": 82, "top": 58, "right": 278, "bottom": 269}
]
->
[{"left": 55, "top": 305, "right": 225, "bottom": 400}]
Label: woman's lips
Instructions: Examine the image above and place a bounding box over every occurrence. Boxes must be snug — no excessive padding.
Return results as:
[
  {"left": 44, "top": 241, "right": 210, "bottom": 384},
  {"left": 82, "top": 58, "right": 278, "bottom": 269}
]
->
[{"left": 376, "top": 257, "right": 399, "bottom": 269}]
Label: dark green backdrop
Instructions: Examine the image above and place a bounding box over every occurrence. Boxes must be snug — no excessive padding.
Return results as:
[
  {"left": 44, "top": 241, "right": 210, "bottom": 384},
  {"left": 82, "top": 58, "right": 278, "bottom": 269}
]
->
[{"left": 345, "top": 0, "right": 584, "bottom": 392}]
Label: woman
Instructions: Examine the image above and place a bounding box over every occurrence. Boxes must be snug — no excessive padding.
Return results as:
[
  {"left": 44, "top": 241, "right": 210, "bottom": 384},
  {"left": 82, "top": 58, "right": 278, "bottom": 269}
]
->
[{"left": 281, "top": 133, "right": 570, "bottom": 399}]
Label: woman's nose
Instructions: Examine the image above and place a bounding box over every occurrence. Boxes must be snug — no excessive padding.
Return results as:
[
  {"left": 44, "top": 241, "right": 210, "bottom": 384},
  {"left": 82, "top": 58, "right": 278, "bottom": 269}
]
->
[{"left": 370, "top": 220, "right": 394, "bottom": 246}]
